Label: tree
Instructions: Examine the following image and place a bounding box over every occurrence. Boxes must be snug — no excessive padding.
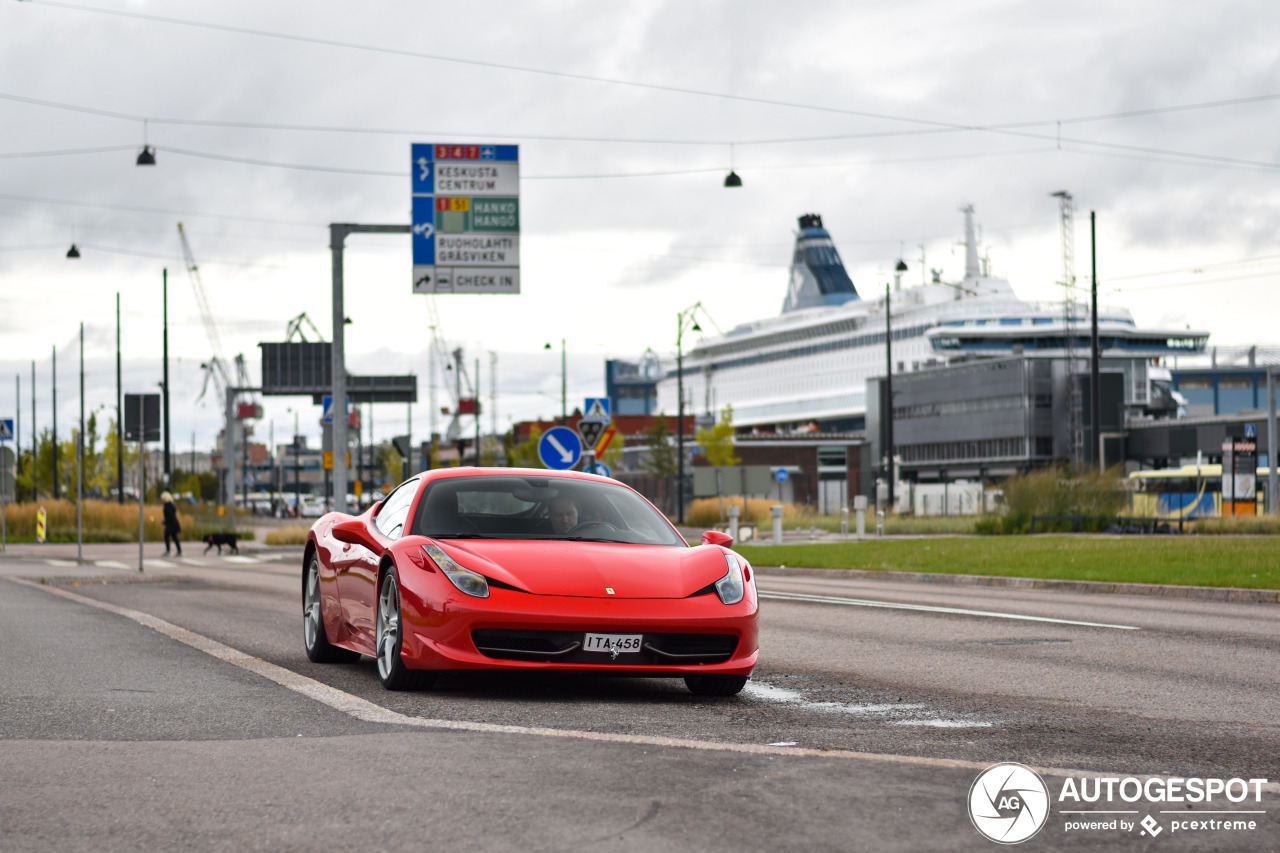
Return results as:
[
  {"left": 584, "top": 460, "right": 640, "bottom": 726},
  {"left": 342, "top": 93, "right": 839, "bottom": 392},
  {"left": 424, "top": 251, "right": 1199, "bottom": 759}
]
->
[
  {"left": 376, "top": 441, "right": 403, "bottom": 485},
  {"left": 641, "top": 416, "right": 677, "bottom": 479},
  {"left": 696, "top": 405, "right": 740, "bottom": 467},
  {"left": 505, "top": 426, "right": 544, "bottom": 468}
]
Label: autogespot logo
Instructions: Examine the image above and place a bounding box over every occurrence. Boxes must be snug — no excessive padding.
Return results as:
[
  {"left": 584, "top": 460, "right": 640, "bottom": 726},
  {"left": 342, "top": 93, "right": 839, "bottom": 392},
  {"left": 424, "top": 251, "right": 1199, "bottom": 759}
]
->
[{"left": 969, "top": 763, "right": 1051, "bottom": 844}]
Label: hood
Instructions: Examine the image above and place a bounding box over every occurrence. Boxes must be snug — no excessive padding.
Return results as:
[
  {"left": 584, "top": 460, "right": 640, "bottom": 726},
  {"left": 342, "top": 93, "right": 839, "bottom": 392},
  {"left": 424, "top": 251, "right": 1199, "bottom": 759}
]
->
[{"left": 429, "top": 539, "right": 728, "bottom": 599}]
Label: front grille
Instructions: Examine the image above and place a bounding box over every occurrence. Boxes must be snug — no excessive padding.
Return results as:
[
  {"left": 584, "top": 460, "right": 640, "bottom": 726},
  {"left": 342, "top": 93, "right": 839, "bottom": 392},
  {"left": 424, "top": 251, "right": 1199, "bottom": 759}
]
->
[{"left": 471, "top": 629, "right": 738, "bottom": 665}]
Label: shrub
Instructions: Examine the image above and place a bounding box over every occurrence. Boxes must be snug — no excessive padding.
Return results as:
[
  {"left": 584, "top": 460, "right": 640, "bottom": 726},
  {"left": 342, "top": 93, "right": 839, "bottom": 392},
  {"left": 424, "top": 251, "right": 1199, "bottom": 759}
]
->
[{"left": 980, "top": 466, "right": 1129, "bottom": 534}]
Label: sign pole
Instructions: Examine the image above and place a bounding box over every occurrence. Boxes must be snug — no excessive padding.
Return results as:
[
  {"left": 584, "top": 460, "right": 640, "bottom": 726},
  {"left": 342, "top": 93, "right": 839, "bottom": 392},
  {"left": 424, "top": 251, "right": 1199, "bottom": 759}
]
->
[{"left": 138, "top": 439, "right": 145, "bottom": 572}]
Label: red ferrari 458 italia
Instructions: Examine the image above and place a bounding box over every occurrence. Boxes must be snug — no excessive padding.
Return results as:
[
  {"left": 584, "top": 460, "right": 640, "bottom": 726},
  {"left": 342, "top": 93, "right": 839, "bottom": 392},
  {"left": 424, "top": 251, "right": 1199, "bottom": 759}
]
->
[{"left": 302, "top": 468, "right": 758, "bottom": 695}]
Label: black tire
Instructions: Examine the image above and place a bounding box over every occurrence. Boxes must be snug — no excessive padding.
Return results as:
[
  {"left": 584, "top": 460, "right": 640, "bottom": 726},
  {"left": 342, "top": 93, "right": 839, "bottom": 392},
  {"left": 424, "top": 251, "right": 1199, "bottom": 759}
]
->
[
  {"left": 303, "top": 554, "right": 360, "bottom": 664},
  {"left": 684, "top": 675, "right": 749, "bottom": 696},
  {"left": 376, "top": 567, "right": 434, "bottom": 691}
]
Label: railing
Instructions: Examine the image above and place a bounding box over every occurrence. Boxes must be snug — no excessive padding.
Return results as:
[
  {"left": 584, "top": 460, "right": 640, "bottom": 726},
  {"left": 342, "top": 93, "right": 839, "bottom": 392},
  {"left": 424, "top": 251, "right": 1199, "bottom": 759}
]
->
[{"left": 1030, "top": 514, "right": 1185, "bottom": 535}]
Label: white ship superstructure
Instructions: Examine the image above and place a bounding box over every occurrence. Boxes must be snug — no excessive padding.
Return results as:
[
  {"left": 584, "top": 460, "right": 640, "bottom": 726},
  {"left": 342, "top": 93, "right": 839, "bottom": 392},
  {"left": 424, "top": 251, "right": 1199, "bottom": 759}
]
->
[{"left": 656, "top": 208, "right": 1208, "bottom": 430}]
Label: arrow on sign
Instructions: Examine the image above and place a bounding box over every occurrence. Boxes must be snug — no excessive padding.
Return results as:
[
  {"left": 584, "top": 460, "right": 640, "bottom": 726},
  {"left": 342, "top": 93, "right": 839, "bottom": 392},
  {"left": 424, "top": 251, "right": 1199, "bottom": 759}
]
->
[{"left": 545, "top": 432, "right": 575, "bottom": 463}]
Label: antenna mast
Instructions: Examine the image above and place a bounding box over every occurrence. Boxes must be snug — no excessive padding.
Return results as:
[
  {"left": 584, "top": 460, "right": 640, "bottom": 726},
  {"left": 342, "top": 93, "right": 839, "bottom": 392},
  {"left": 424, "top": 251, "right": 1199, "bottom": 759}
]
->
[{"left": 1051, "top": 191, "right": 1082, "bottom": 466}]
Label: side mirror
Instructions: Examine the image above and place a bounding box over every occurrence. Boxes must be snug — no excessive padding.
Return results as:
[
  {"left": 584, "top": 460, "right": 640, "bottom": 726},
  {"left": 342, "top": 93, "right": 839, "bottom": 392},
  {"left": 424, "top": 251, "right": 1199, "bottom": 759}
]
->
[
  {"left": 332, "top": 519, "right": 381, "bottom": 552},
  {"left": 701, "top": 530, "right": 733, "bottom": 548}
]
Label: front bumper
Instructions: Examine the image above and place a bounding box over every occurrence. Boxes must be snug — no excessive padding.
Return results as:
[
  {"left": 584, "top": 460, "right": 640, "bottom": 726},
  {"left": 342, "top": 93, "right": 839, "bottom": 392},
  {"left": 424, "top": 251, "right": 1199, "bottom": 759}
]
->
[{"left": 398, "top": 582, "right": 758, "bottom": 676}]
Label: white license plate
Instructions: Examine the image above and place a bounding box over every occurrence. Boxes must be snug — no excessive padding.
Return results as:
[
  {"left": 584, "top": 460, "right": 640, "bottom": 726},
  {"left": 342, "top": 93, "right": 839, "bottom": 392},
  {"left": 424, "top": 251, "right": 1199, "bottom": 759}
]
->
[{"left": 583, "top": 633, "right": 643, "bottom": 654}]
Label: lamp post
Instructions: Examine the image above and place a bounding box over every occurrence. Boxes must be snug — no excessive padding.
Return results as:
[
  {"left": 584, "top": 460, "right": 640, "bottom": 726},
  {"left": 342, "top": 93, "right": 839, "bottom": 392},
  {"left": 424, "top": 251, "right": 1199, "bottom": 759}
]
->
[
  {"left": 885, "top": 260, "right": 907, "bottom": 512},
  {"left": 676, "top": 305, "right": 703, "bottom": 524},
  {"left": 544, "top": 339, "right": 566, "bottom": 425}
]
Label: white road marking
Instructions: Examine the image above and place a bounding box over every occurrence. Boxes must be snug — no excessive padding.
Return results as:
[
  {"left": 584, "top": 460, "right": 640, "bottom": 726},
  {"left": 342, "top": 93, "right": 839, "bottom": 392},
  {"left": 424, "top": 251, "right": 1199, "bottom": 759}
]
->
[
  {"left": 180, "top": 558, "right": 208, "bottom": 567},
  {"left": 44, "top": 559, "right": 78, "bottom": 567},
  {"left": 222, "top": 555, "right": 261, "bottom": 564},
  {"left": 758, "top": 590, "right": 1140, "bottom": 630},
  {"left": 742, "top": 681, "right": 991, "bottom": 729},
  {"left": 12, "top": 575, "right": 1267, "bottom": 793},
  {"left": 147, "top": 559, "right": 175, "bottom": 568},
  {"left": 94, "top": 560, "right": 132, "bottom": 570}
]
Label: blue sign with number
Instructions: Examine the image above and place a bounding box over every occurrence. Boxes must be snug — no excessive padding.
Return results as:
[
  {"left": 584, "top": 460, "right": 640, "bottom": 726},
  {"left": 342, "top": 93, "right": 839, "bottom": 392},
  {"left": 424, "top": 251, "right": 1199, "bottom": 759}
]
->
[{"left": 538, "top": 426, "right": 582, "bottom": 470}]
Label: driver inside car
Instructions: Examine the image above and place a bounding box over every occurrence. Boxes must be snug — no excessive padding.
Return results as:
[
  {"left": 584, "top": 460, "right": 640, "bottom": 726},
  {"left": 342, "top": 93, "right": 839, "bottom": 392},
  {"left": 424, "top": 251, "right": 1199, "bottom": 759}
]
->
[{"left": 548, "top": 495, "right": 579, "bottom": 534}]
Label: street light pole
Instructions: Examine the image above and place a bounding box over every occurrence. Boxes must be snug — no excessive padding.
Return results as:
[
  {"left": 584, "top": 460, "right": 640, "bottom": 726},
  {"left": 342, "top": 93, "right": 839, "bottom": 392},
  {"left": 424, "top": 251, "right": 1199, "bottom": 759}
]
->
[
  {"left": 884, "top": 281, "right": 895, "bottom": 511},
  {"left": 675, "top": 306, "right": 703, "bottom": 524},
  {"left": 163, "top": 268, "right": 172, "bottom": 490}
]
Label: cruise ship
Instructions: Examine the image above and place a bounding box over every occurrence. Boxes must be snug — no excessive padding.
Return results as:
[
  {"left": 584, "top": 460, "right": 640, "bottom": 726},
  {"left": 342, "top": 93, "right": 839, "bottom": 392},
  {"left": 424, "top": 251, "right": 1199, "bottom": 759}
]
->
[{"left": 655, "top": 207, "right": 1209, "bottom": 432}]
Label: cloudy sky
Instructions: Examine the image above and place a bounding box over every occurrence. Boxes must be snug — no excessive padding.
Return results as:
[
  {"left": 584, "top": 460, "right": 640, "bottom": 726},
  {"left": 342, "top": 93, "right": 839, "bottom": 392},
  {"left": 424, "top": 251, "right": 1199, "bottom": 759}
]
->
[{"left": 2, "top": 0, "right": 1278, "bottom": 454}]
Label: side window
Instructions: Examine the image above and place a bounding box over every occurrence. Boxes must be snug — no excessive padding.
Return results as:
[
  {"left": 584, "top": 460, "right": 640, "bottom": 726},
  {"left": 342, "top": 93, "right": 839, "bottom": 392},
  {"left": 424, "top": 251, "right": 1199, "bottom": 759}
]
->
[{"left": 373, "top": 479, "right": 420, "bottom": 540}]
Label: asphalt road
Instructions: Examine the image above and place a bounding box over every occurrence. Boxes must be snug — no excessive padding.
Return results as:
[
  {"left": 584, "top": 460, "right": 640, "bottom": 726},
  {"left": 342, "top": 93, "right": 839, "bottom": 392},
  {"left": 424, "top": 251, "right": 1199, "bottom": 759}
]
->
[{"left": 1, "top": 541, "right": 1276, "bottom": 851}]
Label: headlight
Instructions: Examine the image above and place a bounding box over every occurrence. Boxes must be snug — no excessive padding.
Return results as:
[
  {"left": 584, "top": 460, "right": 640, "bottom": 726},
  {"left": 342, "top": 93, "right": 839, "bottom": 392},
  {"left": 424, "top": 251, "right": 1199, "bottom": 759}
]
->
[
  {"left": 422, "top": 543, "right": 490, "bottom": 598},
  {"left": 714, "top": 553, "right": 745, "bottom": 605}
]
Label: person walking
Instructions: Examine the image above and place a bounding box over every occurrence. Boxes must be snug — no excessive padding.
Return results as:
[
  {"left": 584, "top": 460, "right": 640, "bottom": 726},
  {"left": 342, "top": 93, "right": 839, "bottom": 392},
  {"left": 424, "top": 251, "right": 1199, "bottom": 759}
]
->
[{"left": 161, "top": 491, "right": 183, "bottom": 556}]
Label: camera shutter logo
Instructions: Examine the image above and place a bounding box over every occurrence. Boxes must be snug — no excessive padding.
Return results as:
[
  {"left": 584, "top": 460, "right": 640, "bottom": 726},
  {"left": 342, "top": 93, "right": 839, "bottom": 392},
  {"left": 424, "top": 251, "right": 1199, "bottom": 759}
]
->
[{"left": 968, "top": 763, "right": 1050, "bottom": 844}]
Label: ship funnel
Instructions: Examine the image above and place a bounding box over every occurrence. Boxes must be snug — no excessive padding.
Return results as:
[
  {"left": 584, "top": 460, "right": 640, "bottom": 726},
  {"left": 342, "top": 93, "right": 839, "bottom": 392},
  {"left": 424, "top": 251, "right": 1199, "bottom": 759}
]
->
[
  {"left": 961, "top": 204, "right": 980, "bottom": 280},
  {"left": 783, "top": 213, "right": 859, "bottom": 313}
]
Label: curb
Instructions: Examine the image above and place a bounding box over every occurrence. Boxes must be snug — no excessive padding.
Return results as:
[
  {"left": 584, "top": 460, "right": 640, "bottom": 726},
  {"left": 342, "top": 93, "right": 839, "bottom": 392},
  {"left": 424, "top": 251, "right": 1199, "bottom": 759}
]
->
[{"left": 752, "top": 565, "right": 1280, "bottom": 604}]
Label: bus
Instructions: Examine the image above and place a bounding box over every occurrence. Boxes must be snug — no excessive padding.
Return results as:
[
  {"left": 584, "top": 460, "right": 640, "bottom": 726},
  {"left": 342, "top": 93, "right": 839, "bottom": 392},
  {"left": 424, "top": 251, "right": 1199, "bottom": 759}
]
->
[{"left": 1128, "top": 464, "right": 1273, "bottom": 518}]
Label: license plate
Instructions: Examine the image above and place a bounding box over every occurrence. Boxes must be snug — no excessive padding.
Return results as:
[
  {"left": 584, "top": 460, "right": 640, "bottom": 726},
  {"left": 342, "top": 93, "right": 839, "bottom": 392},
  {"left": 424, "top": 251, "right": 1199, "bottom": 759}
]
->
[{"left": 583, "top": 633, "right": 643, "bottom": 654}]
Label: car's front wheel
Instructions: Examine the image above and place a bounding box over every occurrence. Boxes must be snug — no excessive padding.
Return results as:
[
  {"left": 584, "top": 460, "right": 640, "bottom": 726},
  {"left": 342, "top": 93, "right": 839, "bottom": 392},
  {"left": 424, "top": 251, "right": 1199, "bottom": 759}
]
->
[
  {"left": 376, "top": 567, "right": 432, "bottom": 690},
  {"left": 684, "top": 675, "right": 748, "bottom": 696},
  {"left": 304, "top": 554, "right": 359, "bottom": 664}
]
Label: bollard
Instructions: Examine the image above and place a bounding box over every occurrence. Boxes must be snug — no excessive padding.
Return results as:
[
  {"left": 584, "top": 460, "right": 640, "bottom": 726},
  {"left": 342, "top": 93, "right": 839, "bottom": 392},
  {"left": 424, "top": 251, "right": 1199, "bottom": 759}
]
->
[
  {"left": 840, "top": 506, "right": 849, "bottom": 535},
  {"left": 771, "top": 505, "right": 784, "bottom": 545},
  {"left": 876, "top": 509, "right": 885, "bottom": 536},
  {"left": 727, "top": 504, "right": 740, "bottom": 543},
  {"left": 854, "top": 495, "right": 867, "bottom": 537}
]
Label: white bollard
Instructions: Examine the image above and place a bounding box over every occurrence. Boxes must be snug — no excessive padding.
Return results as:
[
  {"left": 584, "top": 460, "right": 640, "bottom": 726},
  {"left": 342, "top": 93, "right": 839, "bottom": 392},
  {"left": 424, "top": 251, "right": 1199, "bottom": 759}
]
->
[
  {"left": 727, "top": 504, "right": 740, "bottom": 542},
  {"left": 854, "top": 495, "right": 867, "bottom": 537},
  {"left": 840, "top": 506, "right": 849, "bottom": 535},
  {"left": 771, "top": 505, "right": 784, "bottom": 545}
]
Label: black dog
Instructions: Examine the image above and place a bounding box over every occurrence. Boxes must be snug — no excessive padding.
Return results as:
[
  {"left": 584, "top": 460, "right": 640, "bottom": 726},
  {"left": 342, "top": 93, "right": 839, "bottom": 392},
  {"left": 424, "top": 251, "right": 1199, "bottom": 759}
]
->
[{"left": 203, "top": 533, "right": 240, "bottom": 555}]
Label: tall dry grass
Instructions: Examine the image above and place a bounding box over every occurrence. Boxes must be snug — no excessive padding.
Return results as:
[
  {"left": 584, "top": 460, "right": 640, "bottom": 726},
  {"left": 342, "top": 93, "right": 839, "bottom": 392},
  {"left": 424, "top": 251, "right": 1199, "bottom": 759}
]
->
[
  {"left": 976, "top": 466, "right": 1129, "bottom": 534},
  {"left": 1, "top": 499, "right": 194, "bottom": 543}
]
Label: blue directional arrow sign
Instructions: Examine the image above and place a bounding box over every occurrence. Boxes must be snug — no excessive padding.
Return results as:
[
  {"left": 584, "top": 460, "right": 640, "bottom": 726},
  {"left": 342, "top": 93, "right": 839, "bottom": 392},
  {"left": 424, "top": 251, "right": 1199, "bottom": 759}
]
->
[
  {"left": 586, "top": 462, "right": 611, "bottom": 479},
  {"left": 538, "top": 426, "right": 582, "bottom": 470}
]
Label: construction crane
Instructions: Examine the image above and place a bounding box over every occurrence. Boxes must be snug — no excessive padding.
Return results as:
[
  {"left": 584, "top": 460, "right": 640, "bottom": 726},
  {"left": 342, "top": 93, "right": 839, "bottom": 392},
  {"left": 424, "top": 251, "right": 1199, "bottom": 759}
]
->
[
  {"left": 178, "top": 223, "right": 237, "bottom": 403},
  {"left": 285, "top": 311, "right": 326, "bottom": 343}
]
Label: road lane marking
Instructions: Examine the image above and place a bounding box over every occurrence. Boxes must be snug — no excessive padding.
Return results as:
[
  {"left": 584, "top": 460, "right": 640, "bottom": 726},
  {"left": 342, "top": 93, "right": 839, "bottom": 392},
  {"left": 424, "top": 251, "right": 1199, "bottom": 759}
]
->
[
  {"left": 94, "top": 560, "right": 132, "bottom": 570},
  {"left": 147, "top": 559, "right": 176, "bottom": 568},
  {"left": 44, "top": 559, "right": 78, "bottom": 567},
  {"left": 222, "top": 555, "right": 261, "bottom": 564},
  {"left": 13, "top": 575, "right": 1261, "bottom": 794},
  {"left": 180, "top": 558, "right": 208, "bottom": 567},
  {"left": 758, "top": 590, "right": 1140, "bottom": 630},
  {"left": 742, "top": 681, "right": 992, "bottom": 728}
]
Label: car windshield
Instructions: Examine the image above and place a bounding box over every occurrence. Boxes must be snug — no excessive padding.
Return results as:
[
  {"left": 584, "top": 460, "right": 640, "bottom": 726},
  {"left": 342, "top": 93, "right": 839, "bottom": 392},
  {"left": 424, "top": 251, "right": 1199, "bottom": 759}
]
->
[{"left": 411, "top": 475, "right": 685, "bottom": 546}]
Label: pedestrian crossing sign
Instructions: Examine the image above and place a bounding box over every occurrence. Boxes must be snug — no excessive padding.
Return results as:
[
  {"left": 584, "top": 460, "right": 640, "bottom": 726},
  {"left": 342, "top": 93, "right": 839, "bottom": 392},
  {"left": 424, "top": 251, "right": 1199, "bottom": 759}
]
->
[
  {"left": 0, "top": 418, "right": 12, "bottom": 441},
  {"left": 582, "top": 398, "right": 610, "bottom": 423}
]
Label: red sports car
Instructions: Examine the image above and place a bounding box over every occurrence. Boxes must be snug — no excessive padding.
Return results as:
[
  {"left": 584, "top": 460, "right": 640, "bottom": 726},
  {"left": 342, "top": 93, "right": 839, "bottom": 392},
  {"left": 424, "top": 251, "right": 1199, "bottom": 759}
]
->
[{"left": 302, "top": 468, "right": 758, "bottom": 695}]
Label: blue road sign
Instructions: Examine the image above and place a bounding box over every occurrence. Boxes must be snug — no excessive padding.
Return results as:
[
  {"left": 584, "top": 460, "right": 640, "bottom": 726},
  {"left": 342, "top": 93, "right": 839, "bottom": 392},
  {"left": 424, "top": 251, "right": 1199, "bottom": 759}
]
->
[
  {"left": 538, "top": 426, "right": 582, "bottom": 470},
  {"left": 0, "top": 418, "right": 12, "bottom": 441},
  {"left": 774, "top": 468, "right": 789, "bottom": 483},
  {"left": 321, "top": 395, "right": 349, "bottom": 426},
  {"left": 586, "top": 462, "right": 611, "bottom": 479},
  {"left": 581, "top": 398, "right": 610, "bottom": 423}
]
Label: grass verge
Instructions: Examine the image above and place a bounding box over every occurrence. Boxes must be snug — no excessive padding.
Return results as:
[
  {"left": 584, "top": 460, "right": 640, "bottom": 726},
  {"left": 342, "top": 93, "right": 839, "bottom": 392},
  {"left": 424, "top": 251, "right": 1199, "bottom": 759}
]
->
[{"left": 737, "top": 536, "right": 1280, "bottom": 590}]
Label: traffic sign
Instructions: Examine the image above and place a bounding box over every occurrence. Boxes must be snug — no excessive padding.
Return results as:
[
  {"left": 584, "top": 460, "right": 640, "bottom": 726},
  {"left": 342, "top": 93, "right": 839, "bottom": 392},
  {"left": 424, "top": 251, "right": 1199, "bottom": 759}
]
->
[
  {"left": 0, "top": 418, "right": 12, "bottom": 441},
  {"left": 321, "top": 395, "right": 358, "bottom": 427},
  {"left": 582, "top": 398, "right": 610, "bottom": 422},
  {"left": 595, "top": 426, "right": 617, "bottom": 456},
  {"left": 577, "top": 420, "right": 604, "bottom": 450},
  {"left": 538, "top": 426, "right": 582, "bottom": 470},
  {"left": 412, "top": 143, "right": 520, "bottom": 295},
  {"left": 586, "top": 461, "right": 611, "bottom": 479},
  {"left": 774, "top": 468, "right": 789, "bottom": 483}
]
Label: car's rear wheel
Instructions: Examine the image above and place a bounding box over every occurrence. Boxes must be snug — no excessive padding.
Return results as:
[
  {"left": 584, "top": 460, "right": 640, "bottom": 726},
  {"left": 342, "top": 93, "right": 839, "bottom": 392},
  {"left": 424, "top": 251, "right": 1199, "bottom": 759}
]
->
[
  {"left": 304, "top": 554, "right": 359, "bottom": 664},
  {"left": 684, "top": 675, "right": 749, "bottom": 696},
  {"left": 376, "top": 568, "right": 432, "bottom": 690}
]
